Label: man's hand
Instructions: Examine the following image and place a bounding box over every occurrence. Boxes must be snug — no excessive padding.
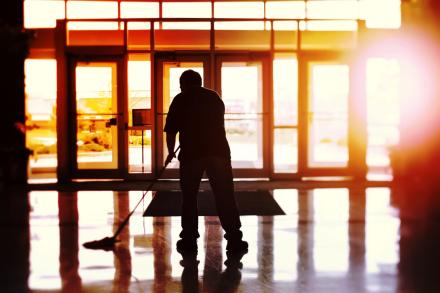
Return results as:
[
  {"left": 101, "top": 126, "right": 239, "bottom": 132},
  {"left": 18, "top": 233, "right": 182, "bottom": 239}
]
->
[
  {"left": 165, "top": 152, "right": 175, "bottom": 165},
  {"left": 165, "top": 133, "right": 177, "bottom": 165}
]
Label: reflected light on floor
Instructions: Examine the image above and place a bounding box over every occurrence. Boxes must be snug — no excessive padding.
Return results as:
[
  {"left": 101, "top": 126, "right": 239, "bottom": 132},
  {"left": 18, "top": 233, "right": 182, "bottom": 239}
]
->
[{"left": 8, "top": 187, "right": 414, "bottom": 292}]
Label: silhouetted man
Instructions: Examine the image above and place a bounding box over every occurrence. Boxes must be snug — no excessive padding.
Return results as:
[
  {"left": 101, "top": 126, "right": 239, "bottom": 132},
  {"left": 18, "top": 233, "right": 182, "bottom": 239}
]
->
[{"left": 164, "top": 69, "right": 248, "bottom": 253}]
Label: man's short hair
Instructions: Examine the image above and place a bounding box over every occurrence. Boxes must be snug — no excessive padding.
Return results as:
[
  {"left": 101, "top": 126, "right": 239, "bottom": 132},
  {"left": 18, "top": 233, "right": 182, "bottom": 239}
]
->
[{"left": 180, "top": 70, "right": 202, "bottom": 88}]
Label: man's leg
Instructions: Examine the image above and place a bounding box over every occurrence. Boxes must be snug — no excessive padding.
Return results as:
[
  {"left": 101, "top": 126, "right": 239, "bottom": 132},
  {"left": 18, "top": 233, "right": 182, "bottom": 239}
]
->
[
  {"left": 179, "top": 159, "right": 204, "bottom": 249},
  {"left": 206, "top": 157, "right": 247, "bottom": 252}
]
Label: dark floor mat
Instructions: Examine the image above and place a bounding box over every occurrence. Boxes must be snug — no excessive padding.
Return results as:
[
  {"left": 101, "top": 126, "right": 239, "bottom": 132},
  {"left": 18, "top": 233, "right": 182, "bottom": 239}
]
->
[{"left": 143, "top": 190, "right": 285, "bottom": 216}]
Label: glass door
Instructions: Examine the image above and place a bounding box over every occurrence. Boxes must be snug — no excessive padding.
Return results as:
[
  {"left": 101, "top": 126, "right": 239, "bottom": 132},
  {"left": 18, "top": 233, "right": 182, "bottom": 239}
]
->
[
  {"left": 71, "top": 59, "right": 125, "bottom": 177},
  {"left": 155, "top": 53, "right": 269, "bottom": 178},
  {"left": 155, "top": 53, "right": 209, "bottom": 177},
  {"left": 216, "top": 54, "right": 270, "bottom": 177},
  {"left": 300, "top": 56, "right": 351, "bottom": 176}
]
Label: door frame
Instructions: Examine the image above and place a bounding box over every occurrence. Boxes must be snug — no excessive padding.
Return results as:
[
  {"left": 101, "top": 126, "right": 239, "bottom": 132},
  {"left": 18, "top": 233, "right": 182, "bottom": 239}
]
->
[
  {"left": 67, "top": 55, "right": 127, "bottom": 179},
  {"left": 154, "top": 52, "right": 211, "bottom": 178},
  {"left": 154, "top": 51, "right": 271, "bottom": 179},
  {"left": 298, "top": 51, "right": 355, "bottom": 177},
  {"left": 215, "top": 53, "right": 271, "bottom": 178}
]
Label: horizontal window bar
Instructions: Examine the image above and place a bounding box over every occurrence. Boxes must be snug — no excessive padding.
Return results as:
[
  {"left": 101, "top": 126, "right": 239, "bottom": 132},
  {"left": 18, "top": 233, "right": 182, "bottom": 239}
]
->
[{"left": 274, "top": 125, "right": 298, "bottom": 129}]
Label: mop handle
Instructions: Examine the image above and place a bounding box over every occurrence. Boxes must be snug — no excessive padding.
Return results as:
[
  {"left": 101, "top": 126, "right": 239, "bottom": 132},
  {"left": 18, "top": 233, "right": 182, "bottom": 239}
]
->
[{"left": 113, "top": 145, "right": 180, "bottom": 239}]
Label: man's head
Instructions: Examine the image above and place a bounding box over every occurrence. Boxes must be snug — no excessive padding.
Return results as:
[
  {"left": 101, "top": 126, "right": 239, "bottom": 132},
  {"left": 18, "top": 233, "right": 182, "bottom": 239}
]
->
[{"left": 180, "top": 70, "right": 202, "bottom": 91}]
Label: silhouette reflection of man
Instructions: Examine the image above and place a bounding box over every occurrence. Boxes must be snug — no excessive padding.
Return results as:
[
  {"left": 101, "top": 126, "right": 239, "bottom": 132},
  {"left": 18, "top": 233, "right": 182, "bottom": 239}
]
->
[
  {"left": 179, "top": 250, "right": 245, "bottom": 293},
  {"left": 164, "top": 70, "right": 248, "bottom": 253}
]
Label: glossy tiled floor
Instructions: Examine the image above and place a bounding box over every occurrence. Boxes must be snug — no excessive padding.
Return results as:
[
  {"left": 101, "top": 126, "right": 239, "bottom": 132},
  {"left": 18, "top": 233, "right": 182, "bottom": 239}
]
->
[{"left": 1, "top": 185, "right": 440, "bottom": 292}]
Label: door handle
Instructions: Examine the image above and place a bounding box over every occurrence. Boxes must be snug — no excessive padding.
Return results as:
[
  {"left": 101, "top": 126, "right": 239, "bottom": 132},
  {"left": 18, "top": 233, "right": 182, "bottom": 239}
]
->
[{"left": 106, "top": 117, "right": 117, "bottom": 127}]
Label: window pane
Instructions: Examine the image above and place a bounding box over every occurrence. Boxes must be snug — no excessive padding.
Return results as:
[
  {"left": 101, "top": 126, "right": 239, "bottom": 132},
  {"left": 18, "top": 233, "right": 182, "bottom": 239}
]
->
[
  {"left": 215, "top": 21, "right": 265, "bottom": 30},
  {"left": 75, "top": 63, "right": 119, "bottom": 170},
  {"left": 306, "top": 0, "right": 358, "bottom": 20},
  {"left": 308, "top": 64, "right": 349, "bottom": 168},
  {"left": 305, "top": 20, "right": 357, "bottom": 31},
  {"left": 67, "top": 21, "right": 120, "bottom": 31},
  {"left": 360, "top": 0, "right": 401, "bottom": 29},
  {"left": 266, "top": 1, "right": 305, "bottom": 19},
  {"left": 274, "top": 128, "right": 298, "bottom": 173},
  {"left": 25, "top": 59, "right": 58, "bottom": 173},
  {"left": 128, "top": 58, "right": 151, "bottom": 125},
  {"left": 24, "top": 0, "right": 65, "bottom": 28},
  {"left": 67, "top": 1, "right": 118, "bottom": 19},
  {"left": 214, "top": 1, "right": 264, "bottom": 19},
  {"left": 274, "top": 57, "right": 298, "bottom": 126},
  {"left": 162, "top": 22, "right": 211, "bottom": 30},
  {"left": 121, "top": 2, "right": 159, "bottom": 18},
  {"left": 222, "top": 62, "right": 264, "bottom": 169},
  {"left": 273, "top": 21, "right": 298, "bottom": 31},
  {"left": 127, "top": 22, "right": 154, "bottom": 31},
  {"left": 163, "top": 2, "right": 212, "bottom": 18}
]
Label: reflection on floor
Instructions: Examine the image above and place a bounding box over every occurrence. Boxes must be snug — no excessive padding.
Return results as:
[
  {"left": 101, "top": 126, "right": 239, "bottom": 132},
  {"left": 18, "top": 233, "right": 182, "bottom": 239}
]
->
[{"left": 1, "top": 185, "right": 440, "bottom": 292}]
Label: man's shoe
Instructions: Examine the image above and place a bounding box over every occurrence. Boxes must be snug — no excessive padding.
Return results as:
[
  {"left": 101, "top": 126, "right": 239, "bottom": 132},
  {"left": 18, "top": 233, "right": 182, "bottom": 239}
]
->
[
  {"left": 226, "top": 240, "right": 248, "bottom": 253},
  {"left": 176, "top": 239, "right": 197, "bottom": 253}
]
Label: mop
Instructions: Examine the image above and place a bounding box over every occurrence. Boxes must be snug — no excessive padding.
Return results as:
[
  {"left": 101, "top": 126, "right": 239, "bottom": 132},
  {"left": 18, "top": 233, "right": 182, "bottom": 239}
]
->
[{"left": 83, "top": 146, "right": 180, "bottom": 251}]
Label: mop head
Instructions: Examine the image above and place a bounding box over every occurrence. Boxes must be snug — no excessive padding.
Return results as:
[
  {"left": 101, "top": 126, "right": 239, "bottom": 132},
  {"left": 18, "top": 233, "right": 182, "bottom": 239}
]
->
[{"left": 83, "top": 237, "right": 119, "bottom": 251}]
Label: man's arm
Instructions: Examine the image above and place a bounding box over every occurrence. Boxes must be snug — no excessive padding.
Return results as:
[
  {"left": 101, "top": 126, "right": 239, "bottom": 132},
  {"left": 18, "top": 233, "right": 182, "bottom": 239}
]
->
[
  {"left": 165, "top": 132, "right": 177, "bottom": 165},
  {"left": 164, "top": 94, "right": 179, "bottom": 165}
]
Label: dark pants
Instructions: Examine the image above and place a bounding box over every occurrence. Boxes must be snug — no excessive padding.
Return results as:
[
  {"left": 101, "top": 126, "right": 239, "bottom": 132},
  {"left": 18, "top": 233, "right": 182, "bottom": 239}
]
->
[{"left": 179, "top": 156, "right": 243, "bottom": 241}]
